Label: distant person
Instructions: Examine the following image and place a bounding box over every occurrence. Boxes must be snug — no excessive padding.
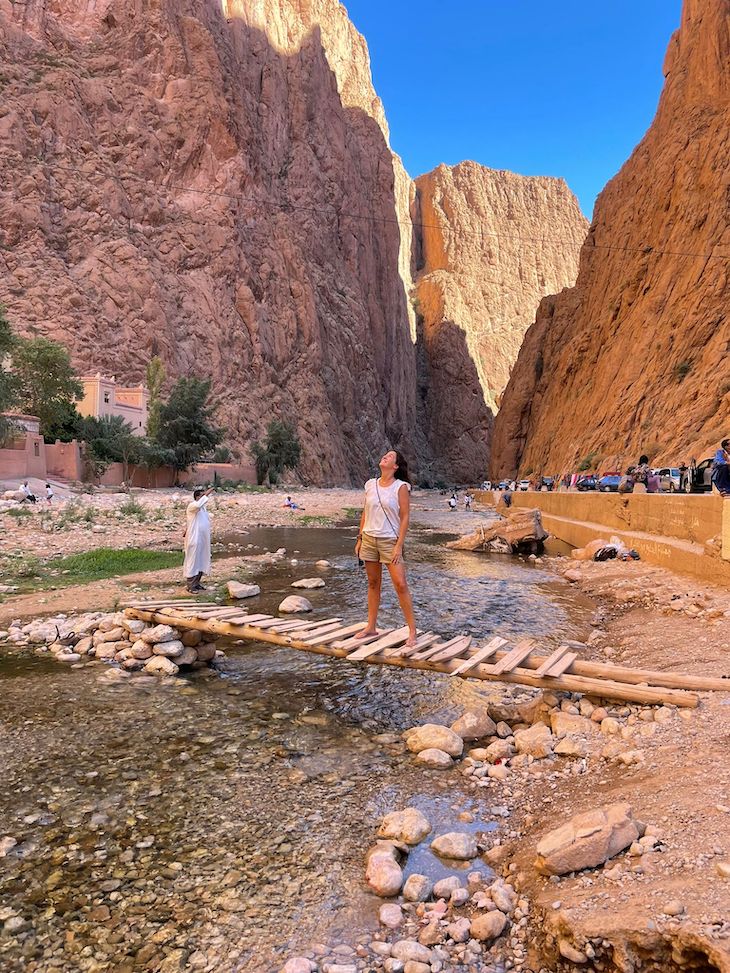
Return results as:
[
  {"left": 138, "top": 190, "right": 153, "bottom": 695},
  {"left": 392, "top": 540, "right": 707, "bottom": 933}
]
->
[
  {"left": 20, "top": 481, "right": 37, "bottom": 504},
  {"left": 183, "top": 487, "right": 215, "bottom": 592},
  {"left": 464, "top": 492, "right": 473, "bottom": 510},
  {"left": 354, "top": 449, "right": 417, "bottom": 648},
  {"left": 618, "top": 468, "right": 635, "bottom": 494},
  {"left": 633, "top": 455, "right": 651, "bottom": 494},
  {"left": 283, "top": 495, "right": 304, "bottom": 510},
  {"left": 712, "top": 439, "right": 730, "bottom": 497},
  {"left": 45, "top": 483, "right": 54, "bottom": 504},
  {"left": 502, "top": 486, "right": 513, "bottom": 508},
  {"left": 678, "top": 462, "right": 690, "bottom": 493},
  {"left": 647, "top": 469, "right": 662, "bottom": 493},
  {"left": 448, "top": 495, "right": 457, "bottom": 511}
]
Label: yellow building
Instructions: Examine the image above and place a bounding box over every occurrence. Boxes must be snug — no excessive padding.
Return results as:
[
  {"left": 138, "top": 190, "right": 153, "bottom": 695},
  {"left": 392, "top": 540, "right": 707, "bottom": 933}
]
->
[{"left": 79, "top": 374, "right": 149, "bottom": 435}]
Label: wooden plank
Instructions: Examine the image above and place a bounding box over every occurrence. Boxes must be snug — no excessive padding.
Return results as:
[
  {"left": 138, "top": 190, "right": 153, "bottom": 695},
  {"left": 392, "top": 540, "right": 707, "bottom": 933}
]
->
[
  {"left": 299, "top": 623, "right": 364, "bottom": 646},
  {"left": 535, "top": 645, "right": 571, "bottom": 677},
  {"left": 544, "top": 651, "right": 578, "bottom": 678},
  {"left": 263, "top": 619, "right": 317, "bottom": 634},
  {"left": 490, "top": 639, "right": 535, "bottom": 675},
  {"left": 302, "top": 621, "right": 350, "bottom": 641},
  {"left": 451, "top": 637, "right": 508, "bottom": 676},
  {"left": 387, "top": 632, "right": 440, "bottom": 659},
  {"left": 227, "top": 614, "right": 273, "bottom": 625},
  {"left": 411, "top": 635, "right": 463, "bottom": 662},
  {"left": 332, "top": 630, "right": 384, "bottom": 651},
  {"left": 347, "top": 627, "right": 411, "bottom": 661},
  {"left": 427, "top": 636, "right": 473, "bottom": 664}
]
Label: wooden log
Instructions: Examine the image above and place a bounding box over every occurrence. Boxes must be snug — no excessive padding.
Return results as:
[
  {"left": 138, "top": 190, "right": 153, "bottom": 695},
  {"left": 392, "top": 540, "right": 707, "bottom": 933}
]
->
[
  {"left": 451, "top": 637, "right": 507, "bottom": 676},
  {"left": 347, "top": 627, "right": 411, "bottom": 661},
  {"left": 490, "top": 640, "right": 535, "bottom": 675},
  {"left": 427, "top": 636, "right": 473, "bottom": 664},
  {"left": 125, "top": 608, "right": 701, "bottom": 706},
  {"left": 544, "top": 651, "right": 578, "bottom": 678}
]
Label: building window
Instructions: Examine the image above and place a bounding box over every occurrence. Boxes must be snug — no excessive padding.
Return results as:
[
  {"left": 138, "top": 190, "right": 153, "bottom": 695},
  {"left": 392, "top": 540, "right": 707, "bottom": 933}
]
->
[
  {"left": 34, "top": 443, "right": 40, "bottom": 457},
  {"left": 104, "top": 392, "right": 110, "bottom": 404}
]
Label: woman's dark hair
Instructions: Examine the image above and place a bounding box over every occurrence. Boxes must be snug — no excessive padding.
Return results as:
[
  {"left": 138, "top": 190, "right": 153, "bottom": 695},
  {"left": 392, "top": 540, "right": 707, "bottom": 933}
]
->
[
  {"left": 722, "top": 439, "right": 729, "bottom": 450},
  {"left": 394, "top": 450, "right": 411, "bottom": 485},
  {"left": 193, "top": 488, "right": 204, "bottom": 500},
  {"left": 639, "top": 454, "right": 649, "bottom": 465}
]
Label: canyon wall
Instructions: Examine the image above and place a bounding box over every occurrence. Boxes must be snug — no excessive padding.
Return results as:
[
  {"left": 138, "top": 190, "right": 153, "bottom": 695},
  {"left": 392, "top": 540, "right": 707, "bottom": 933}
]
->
[
  {"left": 413, "top": 162, "right": 586, "bottom": 480},
  {"left": 492, "top": 0, "right": 730, "bottom": 479},
  {"left": 0, "top": 0, "right": 418, "bottom": 483}
]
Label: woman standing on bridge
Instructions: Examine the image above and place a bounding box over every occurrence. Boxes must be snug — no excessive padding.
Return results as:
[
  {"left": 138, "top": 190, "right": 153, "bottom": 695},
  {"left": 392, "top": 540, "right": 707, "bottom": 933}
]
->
[{"left": 354, "top": 450, "right": 418, "bottom": 648}]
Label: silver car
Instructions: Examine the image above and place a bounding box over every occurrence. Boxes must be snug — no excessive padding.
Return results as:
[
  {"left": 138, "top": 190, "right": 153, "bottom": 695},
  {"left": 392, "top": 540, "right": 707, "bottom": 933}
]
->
[{"left": 654, "top": 467, "right": 681, "bottom": 492}]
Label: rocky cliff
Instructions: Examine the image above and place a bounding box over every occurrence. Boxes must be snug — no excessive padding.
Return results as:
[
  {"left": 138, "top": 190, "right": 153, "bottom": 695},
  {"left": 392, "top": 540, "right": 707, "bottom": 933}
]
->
[
  {"left": 492, "top": 0, "right": 730, "bottom": 479},
  {"left": 0, "top": 0, "right": 589, "bottom": 484},
  {"left": 0, "top": 0, "right": 418, "bottom": 483},
  {"left": 414, "top": 162, "right": 587, "bottom": 480}
]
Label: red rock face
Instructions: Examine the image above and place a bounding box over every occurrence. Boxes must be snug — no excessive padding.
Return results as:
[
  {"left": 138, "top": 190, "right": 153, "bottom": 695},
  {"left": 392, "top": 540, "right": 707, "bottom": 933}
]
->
[
  {"left": 0, "top": 0, "right": 418, "bottom": 484},
  {"left": 413, "top": 163, "right": 586, "bottom": 482},
  {"left": 492, "top": 0, "right": 730, "bottom": 479}
]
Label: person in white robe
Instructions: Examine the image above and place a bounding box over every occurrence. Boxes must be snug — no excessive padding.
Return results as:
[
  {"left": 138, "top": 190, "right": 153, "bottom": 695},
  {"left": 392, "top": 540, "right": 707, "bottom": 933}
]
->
[{"left": 183, "top": 487, "right": 214, "bottom": 591}]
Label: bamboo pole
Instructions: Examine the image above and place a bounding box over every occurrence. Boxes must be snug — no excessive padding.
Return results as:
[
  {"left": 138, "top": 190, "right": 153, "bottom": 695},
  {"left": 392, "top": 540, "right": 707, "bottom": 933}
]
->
[{"left": 126, "top": 608, "right": 702, "bottom": 708}]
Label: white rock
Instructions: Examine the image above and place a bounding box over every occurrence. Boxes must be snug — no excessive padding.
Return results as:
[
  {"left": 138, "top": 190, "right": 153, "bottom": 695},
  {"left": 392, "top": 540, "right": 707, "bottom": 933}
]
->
[
  {"left": 433, "top": 876, "right": 462, "bottom": 899},
  {"left": 379, "top": 903, "right": 404, "bottom": 928},
  {"left": 450, "top": 709, "right": 497, "bottom": 740},
  {"left": 378, "top": 808, "right": 432, "bottom": 845},
  {"left": 0, "top": 837, "right": 17, "bottom": 857},
  {"left": 130, "top": 639, "right": 153, "bottom": 660},
  {"left": 535, "top": 801, "right": 639, "bottom": 875},
  {"left": 414, "top": 748, "right": 453, "bottom": 769},
  {"left": 391, "top": 941, "right": 432, "bottom": 964},
  {"left": 365, "top": 842, "right": 403, "bottom": 897},
  {"left": 144, "top": 656, "right": 180, "bottom": 676},
  {"left": 402, "top": 874, "right": 433, "bottom": 902},
  {"left": 430, "top": 832, "right": 477, "bottom": 860},
  {"left": 514, "top": 724, "right": 554, "bottom": 758},
  {"left": 152, "top": 639, "right": 185, "bottom": 658},
  {"left": 140, "top": 624, "right": 177, "bottom": 644},
  {"left": 227, "top": 581, "right": 261, "bottom": 599},
  {"left": 406, "top": 724, "right": 463, "bottom": 758},
  {"left": 278, "top": 595, "right": 313, "bottom": 614},
  {"left": 281, "top": 959, "right": 315, "bottom": 973},
  {"left": 316, "top": 559, "right": 331, "bottom": 568},
  {"left": 471, "top": 911, "right": 508, "bottom": 942},
  {"left": 291, "top": 578, "right": 326, "bottom": 589}
]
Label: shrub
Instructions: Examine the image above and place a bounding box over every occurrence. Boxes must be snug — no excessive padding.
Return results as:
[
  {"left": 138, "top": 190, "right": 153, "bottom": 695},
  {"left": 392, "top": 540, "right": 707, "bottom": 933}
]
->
[
  {"left": 250, "top": 420, "right": 301, "bottom": 486},
  {"left": 119, "top": 497, "right": 147, "bottom": 521},
  {"left": 675, "top": 360, "right": 692, "bottom": 381}
]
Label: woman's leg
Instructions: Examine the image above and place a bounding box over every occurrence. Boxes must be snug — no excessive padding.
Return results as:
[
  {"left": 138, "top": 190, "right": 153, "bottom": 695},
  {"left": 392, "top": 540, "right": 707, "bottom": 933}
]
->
[
  {"left": 387, "top": 560, "right": 417, "bottom": 646},
  {"left": 356, "top": 562, "right": 382, "bottom": 638}
]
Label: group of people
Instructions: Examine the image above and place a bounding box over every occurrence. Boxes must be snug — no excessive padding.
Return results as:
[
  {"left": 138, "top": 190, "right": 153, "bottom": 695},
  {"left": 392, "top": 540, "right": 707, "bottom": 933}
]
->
[
  {"left": 448, "top": 491, "right": 473, "bottom": 511},
  {"left": 19, "top": 481, "right": 54, "bottom": 504}
]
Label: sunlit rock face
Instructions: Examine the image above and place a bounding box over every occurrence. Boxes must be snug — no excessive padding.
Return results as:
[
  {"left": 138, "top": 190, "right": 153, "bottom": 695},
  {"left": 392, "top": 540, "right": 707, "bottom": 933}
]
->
[
  {"left": 492, "top": 0, "right": 730, "bottom": 479},
  {"left": 413, "top": 162, "right": 586, "bottom": 481},
  {"left": 0, "top": 0, "right": 419, "bottom": 483}
]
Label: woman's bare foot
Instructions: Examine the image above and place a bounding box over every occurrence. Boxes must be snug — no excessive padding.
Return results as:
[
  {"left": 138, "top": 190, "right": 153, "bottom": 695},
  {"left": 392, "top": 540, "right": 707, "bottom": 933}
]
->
[
  {"left": 355, "top": 628, "right": 379, "bottom": 640},
  {"left": 405, "top": 631, "right": 418, "bottom": 648}
]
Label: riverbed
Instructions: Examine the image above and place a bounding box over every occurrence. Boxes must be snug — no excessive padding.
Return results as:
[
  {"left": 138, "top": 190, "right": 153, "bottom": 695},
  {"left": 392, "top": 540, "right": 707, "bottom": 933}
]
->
[{"left": 0, "top": 506, "right": 595, "bottom": 972}]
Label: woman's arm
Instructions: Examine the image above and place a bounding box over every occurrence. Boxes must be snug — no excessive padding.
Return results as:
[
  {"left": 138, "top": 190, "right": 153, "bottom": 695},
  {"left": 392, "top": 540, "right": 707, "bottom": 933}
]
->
[
  {"left": 355, "top": 505, "right": 366, "bottom": 554},
  {"left": 392, "top": 485, "right": 410, "bottom": 563}
]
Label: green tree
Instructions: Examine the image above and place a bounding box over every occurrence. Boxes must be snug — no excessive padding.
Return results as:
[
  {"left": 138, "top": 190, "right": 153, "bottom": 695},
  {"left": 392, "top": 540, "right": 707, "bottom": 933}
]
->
[
  {"left": 145, "top": 355, "right": 166, "bottom": 439},
  {"left": 250, "top": 420, "right": 301, "bottom": 485},
  {"left": 0, "top": 306, "right": 19, "bottom": 443},
  {"left": 154, "top": 377, "right": 222, "bottom": 471},
  {"left": 10, "top": 336, "right": 83, "bottom": 441}
]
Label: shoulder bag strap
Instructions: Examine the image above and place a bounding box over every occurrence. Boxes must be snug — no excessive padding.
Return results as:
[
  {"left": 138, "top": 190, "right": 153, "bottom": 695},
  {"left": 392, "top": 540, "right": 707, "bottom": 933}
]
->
[{"left": 375, "top": 480, "right": 400, "bottom": 540}]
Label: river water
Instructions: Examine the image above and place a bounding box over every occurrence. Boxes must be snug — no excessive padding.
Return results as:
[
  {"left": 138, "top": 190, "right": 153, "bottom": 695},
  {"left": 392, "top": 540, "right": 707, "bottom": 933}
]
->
[{"left": 0, "top": 513, "right": 592, "bottom": 972}]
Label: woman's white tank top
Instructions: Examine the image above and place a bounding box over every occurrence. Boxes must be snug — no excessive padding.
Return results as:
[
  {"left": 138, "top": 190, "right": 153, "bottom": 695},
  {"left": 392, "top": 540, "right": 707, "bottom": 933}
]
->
[{"left": 362, "top": 478, "right": 410, "bottom": 539}]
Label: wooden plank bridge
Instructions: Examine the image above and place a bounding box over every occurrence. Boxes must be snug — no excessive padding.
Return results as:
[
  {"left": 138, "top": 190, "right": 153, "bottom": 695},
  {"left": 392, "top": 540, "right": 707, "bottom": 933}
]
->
[{"left": 124, "top": 601, "right": 730, "bottom": 708}]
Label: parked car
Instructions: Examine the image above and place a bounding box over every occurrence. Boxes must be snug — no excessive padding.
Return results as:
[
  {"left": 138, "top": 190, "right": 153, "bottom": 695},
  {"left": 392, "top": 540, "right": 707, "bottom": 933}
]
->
[
  {"left": 542, "top": 476, "right": 555, "bottom": 491},
  {"left": 576, "top": 475, "right": 598, "bottom": 491},
  {"left": 598, "top": 474, "right": 621, "bottom": 492},
  {"left": 688, "top": 458, "right": 715, "bottom": 493},
  {"left": 496, "top": 480, "right": 511, "bottom": 490},
  {"left": 654, "top": 467, "right": 682, "bottom": 492},
  {"left": 518, "top": 479, "right": 530, "bottom": 491}
]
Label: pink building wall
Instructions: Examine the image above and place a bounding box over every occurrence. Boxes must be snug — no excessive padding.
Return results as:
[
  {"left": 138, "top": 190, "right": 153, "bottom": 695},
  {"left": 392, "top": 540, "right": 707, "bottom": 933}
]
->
[
  {"left": 0, "top": 433, "right": 46, "bottom": 479},
  {"left": 46, "top": 440, "right": 83, "bottom": 480}
]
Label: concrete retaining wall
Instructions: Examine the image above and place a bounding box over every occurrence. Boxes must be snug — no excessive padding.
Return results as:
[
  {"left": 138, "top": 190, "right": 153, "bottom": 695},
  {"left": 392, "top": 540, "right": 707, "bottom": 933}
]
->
[{"left": 474, "top": 490, "right": 730, "bottom": 586}]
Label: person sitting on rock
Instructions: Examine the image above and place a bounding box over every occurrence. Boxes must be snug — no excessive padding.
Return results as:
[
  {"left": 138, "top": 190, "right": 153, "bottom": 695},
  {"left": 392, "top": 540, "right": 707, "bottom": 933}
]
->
[{"left": 20, "top": 481, "right": 37, "bottom": 504}]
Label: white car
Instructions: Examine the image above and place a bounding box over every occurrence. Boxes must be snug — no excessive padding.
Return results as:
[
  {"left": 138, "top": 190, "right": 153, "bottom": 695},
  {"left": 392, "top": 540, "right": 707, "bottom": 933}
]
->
[
  {"left": 518, "top": 479, "right": 530, "bottom": 491},
  {"left": 654, "top": 467, "right": 682, "bottom": 492}
]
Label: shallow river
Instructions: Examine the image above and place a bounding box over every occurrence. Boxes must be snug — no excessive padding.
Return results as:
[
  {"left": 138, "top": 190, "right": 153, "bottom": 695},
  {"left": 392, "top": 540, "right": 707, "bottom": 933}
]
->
[{"left": 0, "top": 516, "right": 592, "bottom": 972}]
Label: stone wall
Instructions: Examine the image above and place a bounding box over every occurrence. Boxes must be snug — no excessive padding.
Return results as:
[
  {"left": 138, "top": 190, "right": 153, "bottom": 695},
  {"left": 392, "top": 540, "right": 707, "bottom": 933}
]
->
[{"left": 475, "top": 490, "right": 730, "bottom": 585}]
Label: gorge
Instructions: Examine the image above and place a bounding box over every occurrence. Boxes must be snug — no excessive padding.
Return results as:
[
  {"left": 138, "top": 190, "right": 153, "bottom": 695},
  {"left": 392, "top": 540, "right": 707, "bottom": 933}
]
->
[{"left": 0, "top": 0, "right": 586, "bottom": 483}]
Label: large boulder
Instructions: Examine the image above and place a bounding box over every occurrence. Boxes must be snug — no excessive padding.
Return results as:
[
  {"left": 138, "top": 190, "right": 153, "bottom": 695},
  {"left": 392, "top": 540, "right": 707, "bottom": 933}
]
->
[
  {"left": 365, "top": 842, "right": 404, "bottom": 897},
  {"left": 406, "top": 724, "right": 463, "bottom": 758},
  {"left": 430, "top": 832, "right": 477, "bottom": 861},
  {"left": 378, "top": 808, "right": 432, "bottom": 845},
  {"left": 139, "top": 624, "right": 178, "bottom": 644},
  {"left": 152, "top": 639, "right": 185, "bottom": 658},
  {"left": 550, "top": 712, "right": 598, "bottom": 738},
  {"left": 414, "top": 748, "right": 453, "bottom": 769},
  {"left": 534, "top": 802, "right": 640, "bottom": 876},
  {"left": 278, "top": 595, "right": 313, "bottom": 613},
  {"left": 450, "top": 709, "right": 497, "bottom": 740},
  {"left": 143, "top": 656, "right": 179, "bottom": 676},
  {"left": 514, "top": 723, "right": 554, "bottom": 758},
  {"left": 291, "top": 578, "right": 326, "bottom": 589},
  {"left": 471, "top": 911, "right": 508, "bottom": 942},
  {"left": 227, "top": 581, "right": 261, "bottom": 599}
]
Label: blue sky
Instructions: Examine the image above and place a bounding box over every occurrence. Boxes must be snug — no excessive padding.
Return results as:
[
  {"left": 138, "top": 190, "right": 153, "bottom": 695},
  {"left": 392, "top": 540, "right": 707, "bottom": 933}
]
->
[{"left": 343, "top": 0, "right": 682, "bottom": 218}]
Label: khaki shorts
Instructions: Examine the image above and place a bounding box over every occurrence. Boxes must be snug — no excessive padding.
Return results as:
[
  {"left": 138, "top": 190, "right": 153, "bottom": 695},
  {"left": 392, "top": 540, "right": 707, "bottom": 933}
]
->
[{"left": 360, "top": 532, "right": 399, "bottom": 564}]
